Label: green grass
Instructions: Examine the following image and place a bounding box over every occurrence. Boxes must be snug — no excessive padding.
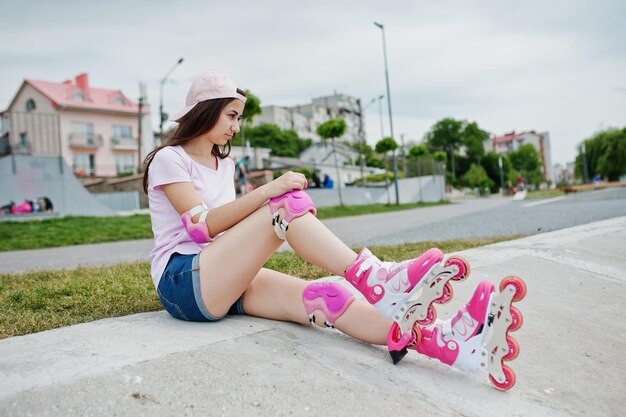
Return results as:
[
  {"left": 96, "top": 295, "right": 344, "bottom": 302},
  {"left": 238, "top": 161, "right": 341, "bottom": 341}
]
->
[
  {"left": 0, "top": 215, "right": 153, "bottom": 252},
  {"left": 0, "top": 236, "right": 522, "bottom": 339},
  {"left": 315, "top": 201, "right": 449, "bottom": 219},
  {"left": 0, "top": 201, "right": 449, "bottom": 252},
  {"left": 525, "top": 189, "right": 566, "bottom": 199}
]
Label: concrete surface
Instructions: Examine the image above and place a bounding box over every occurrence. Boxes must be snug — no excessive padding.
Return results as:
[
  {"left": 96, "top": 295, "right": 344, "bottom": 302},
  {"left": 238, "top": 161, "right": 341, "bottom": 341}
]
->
[
  {"left": 1, "top": 216, "right": 625, "bottom": 417},
  {"left": 0, "top": 155, "right": 114, "bottom": 217}
]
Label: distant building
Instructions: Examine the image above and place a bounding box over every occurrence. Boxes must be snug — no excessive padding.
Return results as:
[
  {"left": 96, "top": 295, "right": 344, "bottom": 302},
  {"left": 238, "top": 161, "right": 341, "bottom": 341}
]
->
[
  {"left": 251, "top": 93, "right": 363, "bottom": 144},
  {"left": 0, "top": 73, "right": 151, "bottom": 177},
  {"left": 554, "top": 162, "right": 576, "bottom": 185},
  {"left": 491, "top": 130, "right": 554, "bottom": 185}
]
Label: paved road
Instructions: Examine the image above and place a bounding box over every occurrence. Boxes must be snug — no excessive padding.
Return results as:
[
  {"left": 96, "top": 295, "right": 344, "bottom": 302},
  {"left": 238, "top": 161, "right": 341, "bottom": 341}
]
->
[
  {"left": 1, "top": 188, "right": 625, "bottom": 273},
  {"left": 355, "top": 187, "right": 626, "bottom": 246}
]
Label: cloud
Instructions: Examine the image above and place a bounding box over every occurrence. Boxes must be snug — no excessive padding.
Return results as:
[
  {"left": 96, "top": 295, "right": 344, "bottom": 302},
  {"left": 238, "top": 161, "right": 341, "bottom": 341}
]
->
[{"left": 1, "top": 0, "right": 624, "bottom": 166}]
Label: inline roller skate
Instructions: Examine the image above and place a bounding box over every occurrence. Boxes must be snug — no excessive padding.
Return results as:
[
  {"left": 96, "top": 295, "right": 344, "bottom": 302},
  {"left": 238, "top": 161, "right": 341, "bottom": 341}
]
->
[
  {"left": 411, "top": 276, "right": 527, "bottom": 390},
  {"left": 344, "top": 247, "right": 470, "bottom": 364}
]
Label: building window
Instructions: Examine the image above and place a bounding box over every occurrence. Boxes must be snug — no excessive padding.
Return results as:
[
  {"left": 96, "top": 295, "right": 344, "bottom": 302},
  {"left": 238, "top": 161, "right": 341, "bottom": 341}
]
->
[
  {"left": 19, "top": 132, "right": 28, "bottom": 147},
  {"left": 112, "top": 96, "right": 126, "bottom": 105},
  {"left": 112, "top": 125, "right": 132, "bottom": 143},
  {"left": 115, "top": 154, "right": 135, "bottom": 175},
  {"left": 25, "top": 99, "right": 36, "bottom": 112},
  {"left": 72, "top": 90, "right": 86, "bottom": 101},
  {"left": 71, "top": 122, "right": 95, "bottom": 142},
  {"left": 73, "top": 153, "right": 95, "bottom": 176}
]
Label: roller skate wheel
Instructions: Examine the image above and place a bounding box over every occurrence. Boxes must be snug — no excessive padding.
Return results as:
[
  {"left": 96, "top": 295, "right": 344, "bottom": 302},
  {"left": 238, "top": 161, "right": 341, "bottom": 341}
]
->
[
  {"left": 416, "top": 304, "right": 437, "bottom": 326},
  {"left": 445, "top": 256, "right": 470, "bottom": 281},
  {"left": 508, "top": 306, "right": 523, "bottom": 332},
  {"left": 503, "top": 335, "right": 520, "bottom": 361},
  {"left": 434, "top": 282, "right": 454, "bottom": 305},
  {"left": 500, "top": 276, "right": 527, "bottom": 302},
  {"left": 489, "top": 364, "right": 516, "bottom": 391}
]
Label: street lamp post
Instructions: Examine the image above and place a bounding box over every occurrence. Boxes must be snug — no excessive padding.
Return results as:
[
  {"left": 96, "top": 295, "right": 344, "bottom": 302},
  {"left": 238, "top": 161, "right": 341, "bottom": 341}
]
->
[
  {"left": 498, "top": 155, "right": 504, "bottom": 195},
  {"left": 358, "top": 95, "right": 384, "bottom": 186},
  {"left": 377, "top": 94, "right": 385, "bottom": 139},
  {"left": 137, "top": 82, "right": 146, "bottom": 173},
  {"left": 581, "top": 142, "right": 590, "bottom": 184},
  {"left": 374, "top": 21, "right": 399, "bottom": 204},
  {"left": 159, "top": 57, "right": 184, "bottom": 144}
]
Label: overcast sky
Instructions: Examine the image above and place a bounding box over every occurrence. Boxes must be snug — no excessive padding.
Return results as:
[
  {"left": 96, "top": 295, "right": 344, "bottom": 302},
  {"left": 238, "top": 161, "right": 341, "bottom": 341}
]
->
[{"left": 1, "top": 0, "right": 624, "bottom": 165}]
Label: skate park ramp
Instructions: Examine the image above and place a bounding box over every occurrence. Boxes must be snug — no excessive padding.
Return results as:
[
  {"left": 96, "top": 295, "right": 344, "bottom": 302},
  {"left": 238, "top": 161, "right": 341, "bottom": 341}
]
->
[{"left": 0, "top": 155, "right": 114, "bottom": 217}]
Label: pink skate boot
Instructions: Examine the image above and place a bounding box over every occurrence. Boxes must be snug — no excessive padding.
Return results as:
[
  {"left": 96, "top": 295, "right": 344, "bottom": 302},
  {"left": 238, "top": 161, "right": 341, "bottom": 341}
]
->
[
  {"left": 412, "top": 276, "right": 526, "bottom": 391},
  {"left": 344, "top": 247, "right": 470, "bottom": 363}
]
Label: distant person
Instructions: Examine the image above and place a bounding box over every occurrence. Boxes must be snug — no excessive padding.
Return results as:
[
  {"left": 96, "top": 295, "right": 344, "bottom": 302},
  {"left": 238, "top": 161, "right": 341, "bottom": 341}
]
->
[
  {"left": 6, "top": 196, "right": 53, "bottom": 214},
  {"left": 236, "top": 156, "right": 250, "bottom": 195},
  {"left": 141, "top": 68, "right": 525, "bottom": 391},
  {"left": 516, "top": 175, "right": 525, "bottom": 192},
  {"left": 322, "top": 174, "right": 333, "bottom": 188},
  {"left": 593, "top": 174, "right": 601, "bottom": 184},
  {"left": 311, "top": 171, "right": 322, "bottom": 188}
]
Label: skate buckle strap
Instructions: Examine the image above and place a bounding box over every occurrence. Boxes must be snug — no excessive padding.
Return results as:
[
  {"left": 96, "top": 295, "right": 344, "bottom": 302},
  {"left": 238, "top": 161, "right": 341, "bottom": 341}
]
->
[
  {"left": 356, "top": 254, "right": 378, "bottom": 277},
  {"left": 441, "top": 319, "right": 453, "bottom": 337}
]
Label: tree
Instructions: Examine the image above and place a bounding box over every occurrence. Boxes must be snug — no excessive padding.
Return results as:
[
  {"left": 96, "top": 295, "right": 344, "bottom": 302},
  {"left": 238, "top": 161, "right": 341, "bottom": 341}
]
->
[
  {"left": 239, "top": 90, "right": 262, "bottom": 154},
  {"left": 317, "top": 118, "right": 347, "bottom": 206},
  {"left": 408, "top": 144, "right": 428, "bottom": 158},
  {"left": 463, "top": 163, "right": 494, "bottom": 191},
  {"left": 375, "top": 136, "right": 398, "bottom": 205},
  {"left": 508, "top": 144, "right": 543, "bottom": 186},
  {"left": 575, "top": 128, "right": 626, "bottom": 181},
  {"left": 462, "top": 121, "right": 489, "bottom": 164},
  {"left": 482, "top": 152, "right": 513, "bottom": 192},
  {"left": 245, "top": 124, "right": 311, "bottom": 158},
  {"left": 424, "top": 118, "right": 490, "bottom": 183},
  {"left": 424, "top": 118, "right": 463, "bottom": 180}
]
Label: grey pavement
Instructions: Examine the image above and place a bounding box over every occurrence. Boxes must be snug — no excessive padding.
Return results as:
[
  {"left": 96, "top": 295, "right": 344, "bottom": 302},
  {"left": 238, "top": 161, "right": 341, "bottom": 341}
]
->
[{"left": 1, "top": 216, "right": 625, "bottom": 417}]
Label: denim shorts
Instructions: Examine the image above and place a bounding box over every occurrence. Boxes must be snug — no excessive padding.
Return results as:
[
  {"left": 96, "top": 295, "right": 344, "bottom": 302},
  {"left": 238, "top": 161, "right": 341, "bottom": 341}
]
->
[{"left": 157, "top": 253, "right": 245, "bottom": 321}]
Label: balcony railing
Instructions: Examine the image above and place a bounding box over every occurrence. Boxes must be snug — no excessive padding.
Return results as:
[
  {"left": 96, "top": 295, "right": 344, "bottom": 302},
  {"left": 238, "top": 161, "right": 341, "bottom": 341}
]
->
[
  {"left": 69, "top": 133, "right": 103, "bottom": 148},
  {"left": 13, "top": 142, "right": 32, "bottom": 154},
  {"left": 111, "top": 137, "right": 139, "bottom": 150}
]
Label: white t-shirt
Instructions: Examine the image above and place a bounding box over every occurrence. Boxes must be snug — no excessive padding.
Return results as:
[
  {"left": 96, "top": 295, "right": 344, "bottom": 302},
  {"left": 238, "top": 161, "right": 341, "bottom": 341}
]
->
[{"left": 147, "top": 145, "right": 235, "bottom": 287}]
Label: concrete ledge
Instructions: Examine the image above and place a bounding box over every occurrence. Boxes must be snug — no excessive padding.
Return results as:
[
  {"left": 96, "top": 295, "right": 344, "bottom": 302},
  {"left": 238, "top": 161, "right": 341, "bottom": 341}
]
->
[{"left": 1, "top": 217, "right": 624, "bottom": 416}]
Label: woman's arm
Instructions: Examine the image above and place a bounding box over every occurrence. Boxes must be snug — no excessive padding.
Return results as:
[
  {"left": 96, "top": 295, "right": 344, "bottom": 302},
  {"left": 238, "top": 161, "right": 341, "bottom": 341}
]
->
[{"left": 161, "top": 171, "right": 308, "bottom": 237}]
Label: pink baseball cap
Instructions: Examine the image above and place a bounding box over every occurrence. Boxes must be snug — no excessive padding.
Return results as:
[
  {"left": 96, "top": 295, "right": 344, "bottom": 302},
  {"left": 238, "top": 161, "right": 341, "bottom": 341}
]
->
[{"left": 169, "top": 69, "right": 247, "bottom": 122}]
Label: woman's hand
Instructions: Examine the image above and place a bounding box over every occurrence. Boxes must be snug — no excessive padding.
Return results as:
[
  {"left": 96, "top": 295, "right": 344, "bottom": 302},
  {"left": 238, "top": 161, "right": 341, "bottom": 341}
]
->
[{"left": 261, "top": 171, "right": 308, "bottom": 199}]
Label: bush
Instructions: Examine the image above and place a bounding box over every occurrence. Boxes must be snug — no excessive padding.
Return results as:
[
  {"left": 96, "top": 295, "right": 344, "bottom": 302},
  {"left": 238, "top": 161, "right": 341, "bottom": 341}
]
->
[{"left": 291, "top": 167, "right": 313, "bottom": 180}]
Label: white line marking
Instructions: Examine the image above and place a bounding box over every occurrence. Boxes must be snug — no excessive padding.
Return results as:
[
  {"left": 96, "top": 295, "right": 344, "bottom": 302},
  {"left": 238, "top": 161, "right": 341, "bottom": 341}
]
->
[{"left": 523, "top": 196, "right": 567, "bottom": 208}]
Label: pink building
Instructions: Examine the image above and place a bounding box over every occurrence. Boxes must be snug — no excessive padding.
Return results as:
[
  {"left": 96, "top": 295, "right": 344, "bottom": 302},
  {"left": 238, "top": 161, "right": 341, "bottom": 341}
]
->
[
  {"left": 0, "top": 73, "right": 151, "bottom": 177},
  {"left": 491, "top": 130, "right": 554, "bottom": 185}
]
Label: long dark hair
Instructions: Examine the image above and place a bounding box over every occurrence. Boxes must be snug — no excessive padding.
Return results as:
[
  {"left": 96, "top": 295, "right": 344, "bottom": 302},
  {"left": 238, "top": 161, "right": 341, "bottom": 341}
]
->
[{"left": 142, "top": 89, "right": 246, "bottom": 193}]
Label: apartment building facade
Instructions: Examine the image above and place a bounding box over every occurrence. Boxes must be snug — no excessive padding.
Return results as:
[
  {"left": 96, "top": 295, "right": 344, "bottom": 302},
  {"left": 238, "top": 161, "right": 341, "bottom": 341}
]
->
[
  {"left": 491, "top": 130, "right": 554, "bottom": 185},
  {"left": 0, "top": 73, "right": 151, "bottom": 177},
  {"left": 251, "top": 93, "right": 363, "bottom": 144}
]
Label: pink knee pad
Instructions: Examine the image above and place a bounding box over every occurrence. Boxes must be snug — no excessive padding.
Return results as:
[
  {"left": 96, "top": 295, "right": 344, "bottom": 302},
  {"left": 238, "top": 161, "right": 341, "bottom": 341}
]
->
[
  {"left": 181, "top": 203, "right": 213, "bottom": 244},
  {"left": 268, "top": 190, "right": 317, "bottom": 239},
  {"left": 302, "top": 281, "right": 355, "bottom": 328}
]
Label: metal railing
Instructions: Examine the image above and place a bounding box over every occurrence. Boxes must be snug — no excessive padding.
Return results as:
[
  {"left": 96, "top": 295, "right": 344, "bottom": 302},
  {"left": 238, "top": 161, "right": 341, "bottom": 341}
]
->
[
  {"left": 12, "top": 142, "right": 32, "bottom": 154},
  {"left": 68, "top": 133, "right": 104, "bottom": 148},
  {"left": 111, "top": 137, "right": 139, "bottom": 150}
]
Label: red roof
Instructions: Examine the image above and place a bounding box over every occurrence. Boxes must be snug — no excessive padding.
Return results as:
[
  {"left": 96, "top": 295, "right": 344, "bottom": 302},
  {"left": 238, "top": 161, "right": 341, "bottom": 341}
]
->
[
  {"left": 492, "top": 131, "right": 522, "bottom": 145},
  {"left": 20, "top": 73, "right": 148, "bottom": 114}
]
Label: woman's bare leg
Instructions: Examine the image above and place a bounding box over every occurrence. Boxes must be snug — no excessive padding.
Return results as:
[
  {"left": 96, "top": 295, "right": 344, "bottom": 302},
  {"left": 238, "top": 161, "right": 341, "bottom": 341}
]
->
[
  {"left": 198, "top": 204, "right": 357, "bottom": 317},
  {"left": 243, "top": 268, "right": 391, "bottom": 345}
]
